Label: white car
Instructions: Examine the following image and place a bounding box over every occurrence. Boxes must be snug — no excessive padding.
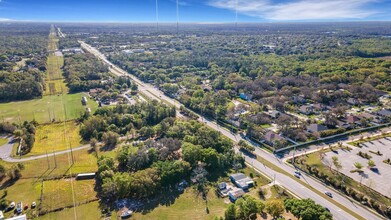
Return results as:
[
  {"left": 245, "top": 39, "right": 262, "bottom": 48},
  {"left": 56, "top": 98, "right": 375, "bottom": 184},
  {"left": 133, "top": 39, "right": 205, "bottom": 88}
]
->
[{"left": 9, "top": 202, "right": 15, "bottom": 209}]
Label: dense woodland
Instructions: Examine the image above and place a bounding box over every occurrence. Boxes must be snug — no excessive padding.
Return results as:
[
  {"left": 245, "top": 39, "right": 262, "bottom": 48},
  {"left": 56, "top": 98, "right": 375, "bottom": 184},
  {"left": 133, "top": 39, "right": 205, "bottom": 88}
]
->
[
  {"left": 81, "top": 101, "right": 239, "bottom": 201},
  {"left": 0, "top": 23, "right": 49, "bottom": 102},
  {"left": 63, "top": 53, "right": 109, "bottom": 92}
]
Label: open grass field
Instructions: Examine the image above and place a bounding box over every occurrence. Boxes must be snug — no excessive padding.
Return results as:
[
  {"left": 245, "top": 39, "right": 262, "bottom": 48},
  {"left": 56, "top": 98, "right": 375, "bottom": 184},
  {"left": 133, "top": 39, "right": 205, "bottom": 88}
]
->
[
  {"left": 38, "top": 201, "right": 108, "bottom": 220},
  {"left": 0, "top": 178, "right": 42, "bottom": 206},
  {"left": 0, "top": 93, "right": 98, "bottom": 124},
  {"left": 41, "top": 178, "right": 97, "bottom": 212},
  {"left": 43, "top": 55, "right": 67, "bottom": 96},
  {"left": 132, "top": 188, "right": 228, "bottom": 220},
  {"left": 29, "top": 121, "right": 83, "bottom": 156},
  {"left": 0, "top": 148, "right": 98, "bottom": 179}
]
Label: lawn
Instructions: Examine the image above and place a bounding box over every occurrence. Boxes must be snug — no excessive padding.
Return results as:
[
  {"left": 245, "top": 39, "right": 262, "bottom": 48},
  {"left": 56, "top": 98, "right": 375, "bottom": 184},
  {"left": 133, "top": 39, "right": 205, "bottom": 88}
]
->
[
  {"left": 0, "top": 93, "right": 98, "bottom": 124},
  {"left": 0, "top": 148, "right": 98, "bottom": 179},
  {"left": 132, "top": 188, "right": 229, "bottom": 220},
  {"left": 38, "top": 201, "right": 108, "bottom": 220},
  {"left": 0, "top": 178, "right": 42, "bottom": 219},
  {"left": 29, "top": 121, "right": 83, "bottom": 156},
  {"left": 0, "top": 137, "right": 8, "bottom": 146},
  {"left": 41, "top": 179, "right": 97, "bottom": 212}
]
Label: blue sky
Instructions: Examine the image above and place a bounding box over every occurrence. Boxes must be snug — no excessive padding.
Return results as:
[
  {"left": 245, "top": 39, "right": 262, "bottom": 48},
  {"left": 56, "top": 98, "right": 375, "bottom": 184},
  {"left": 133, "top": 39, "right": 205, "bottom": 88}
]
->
[{"left": 0, "top": 0, "right": 390, "bottom": 22}]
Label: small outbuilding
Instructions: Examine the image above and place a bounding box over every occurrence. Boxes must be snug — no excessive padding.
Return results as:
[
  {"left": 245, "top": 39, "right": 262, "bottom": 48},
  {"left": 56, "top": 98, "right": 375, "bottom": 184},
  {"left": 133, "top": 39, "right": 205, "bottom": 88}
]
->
[{"left": 229, "top": 173, "right": 254, "bottom": 190}]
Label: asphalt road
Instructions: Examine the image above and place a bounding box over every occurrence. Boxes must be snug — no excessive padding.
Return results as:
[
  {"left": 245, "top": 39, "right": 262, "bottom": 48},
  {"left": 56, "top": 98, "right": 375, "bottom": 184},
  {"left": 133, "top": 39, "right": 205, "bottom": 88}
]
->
[
  {"left": 80, "top": 41, "right": 383, "bottom": 220},
  {"left": 0, "top": 136, "right": 90, "bottom": 162}
]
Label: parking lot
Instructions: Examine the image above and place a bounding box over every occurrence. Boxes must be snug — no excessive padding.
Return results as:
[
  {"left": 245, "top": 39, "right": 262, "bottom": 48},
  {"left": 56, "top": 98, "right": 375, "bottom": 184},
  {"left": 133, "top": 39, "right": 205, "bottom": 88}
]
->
[{"left": 323, "top": 137, "right": 391, "bottom": 197}]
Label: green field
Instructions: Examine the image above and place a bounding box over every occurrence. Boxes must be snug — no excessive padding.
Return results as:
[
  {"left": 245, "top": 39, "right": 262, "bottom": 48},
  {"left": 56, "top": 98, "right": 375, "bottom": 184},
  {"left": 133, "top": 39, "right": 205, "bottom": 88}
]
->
[
  {"left": 41, "top": 179, "right": 97, "bottom": 212},
  {"left": 0, "top": 93, "right": 98, "bottom": 124},
  {"left": 38, "top": 201, "right": 109, "bottom": 220},
  {"left": 132, "top": 188, "right": 228, "bottom": 220},
  {"left": 29, "top": 121, "right": 83, "bottom": 156}
]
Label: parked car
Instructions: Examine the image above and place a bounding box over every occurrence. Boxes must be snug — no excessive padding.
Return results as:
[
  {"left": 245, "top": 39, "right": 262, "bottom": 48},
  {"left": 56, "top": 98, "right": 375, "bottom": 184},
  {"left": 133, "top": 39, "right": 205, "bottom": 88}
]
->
[
  {"left": 31, "top": 201, "right": 36, "bottom": 208},
  {"left": 9, "top": 202, "right": 15, "bottom": 209},
  {"left": 16, "top": 202, "right": 23, "bottom": 214},
  {"left": 24, "top": 204, "right": 29, "bottom": 210},
  {"left": 325, "top": 191, "right": 333, "bottom": 198}
]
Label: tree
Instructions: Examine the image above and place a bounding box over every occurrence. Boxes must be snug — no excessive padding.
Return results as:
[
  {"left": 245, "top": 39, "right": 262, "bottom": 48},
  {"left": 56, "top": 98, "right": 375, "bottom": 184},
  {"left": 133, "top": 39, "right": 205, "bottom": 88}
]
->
[
  {"left": 102, "top": 131, "right": 119, "bottom": 148},
  {"left": 265, "top": 199, "right": 284, "bottom": 219},
  {"left": 367, "top": 160, "right": 376, "bottom": 168},
  {"left": 235, "top": 195, "right": 264, "bottom": 219},
  {"left": 224, "top": 203, "right": 236, "bottom": 220},
  {"left": 331, "top": 156, "right": 342, "bottom": 172},
  {"left": 284, "top": 198, "right": 332, "bottom": 220},
  {"left": 354, "top": 162, "right": 363, "bottom": 170},
  {"left": 191, "top": 162, "right": 208, "bottom": 193}
]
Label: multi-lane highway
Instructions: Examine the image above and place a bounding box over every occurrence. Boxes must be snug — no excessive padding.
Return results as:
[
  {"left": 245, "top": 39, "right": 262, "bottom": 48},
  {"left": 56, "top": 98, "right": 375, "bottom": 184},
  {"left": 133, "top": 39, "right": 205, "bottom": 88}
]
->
[{"left": 80, "top": 41, "right": 383, "bottom": 220}]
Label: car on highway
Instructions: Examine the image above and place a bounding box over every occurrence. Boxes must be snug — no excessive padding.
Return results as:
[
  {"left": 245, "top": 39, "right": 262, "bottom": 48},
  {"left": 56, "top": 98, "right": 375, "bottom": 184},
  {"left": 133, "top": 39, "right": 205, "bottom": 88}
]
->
[
  {"left": 325, "top": 207, "right": 330, "bottom": 212},
  {"left": 294, "top": 173, "right": 300, "bottom": 178},
  {"left": 325, "top": 191, "right": 333, "bottom": 198},
  {"left": 295, "top": 171, "right": 301, "bottom": 176}
]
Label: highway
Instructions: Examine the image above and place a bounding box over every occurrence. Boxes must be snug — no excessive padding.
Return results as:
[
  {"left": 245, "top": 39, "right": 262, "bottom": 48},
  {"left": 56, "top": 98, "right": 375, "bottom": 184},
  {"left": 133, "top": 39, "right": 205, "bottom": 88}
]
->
[{"left": 80, "top": 41, "right": 383, "bottom": 220}]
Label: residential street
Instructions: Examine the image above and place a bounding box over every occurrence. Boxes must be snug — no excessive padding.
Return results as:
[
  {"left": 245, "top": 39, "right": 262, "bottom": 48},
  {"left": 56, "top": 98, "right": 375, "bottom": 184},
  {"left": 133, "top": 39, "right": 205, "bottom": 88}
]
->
[{"left": 80, "top": 41, "right": 384, "bottom": 220}]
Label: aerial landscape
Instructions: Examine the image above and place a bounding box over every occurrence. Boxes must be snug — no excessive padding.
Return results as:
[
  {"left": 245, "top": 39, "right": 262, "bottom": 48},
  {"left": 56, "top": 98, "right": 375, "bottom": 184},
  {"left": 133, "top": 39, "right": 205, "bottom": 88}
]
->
[{"left": 0, "top": 0, "right": 390, "bottom": 220}]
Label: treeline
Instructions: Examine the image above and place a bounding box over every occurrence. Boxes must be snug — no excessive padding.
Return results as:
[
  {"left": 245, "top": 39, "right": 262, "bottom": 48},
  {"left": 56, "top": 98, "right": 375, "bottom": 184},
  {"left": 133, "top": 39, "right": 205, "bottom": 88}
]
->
[
  {"left": 0, "top": 70, "right": 44, "bottom": 102},
  {"left": 59, "top": 38, "right": 80, "bottom": 49},
  {"left": 0, "top": 120, "right": 37, "bottom": 155},
  {"left": 63, "top": 53, "right": 109, "bottom": 92}
]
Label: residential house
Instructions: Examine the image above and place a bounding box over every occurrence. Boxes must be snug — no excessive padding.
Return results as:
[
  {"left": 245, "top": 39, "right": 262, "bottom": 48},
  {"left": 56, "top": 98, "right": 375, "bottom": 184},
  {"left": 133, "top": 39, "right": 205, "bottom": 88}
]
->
[
  {"left": 265, "top": 110, "right": 281, "bottom": 119},
  {"left": 346, "top": 115, "right": 361, "bottom": 126},
  {"left": 376, "top": 109, "right": 391, "bottom": 118},
  {"left": 292, "top": 95, "right": 306, "bottom": 104},
  {"left": 299, "top": 104, "right": 315, "bottom": 115},
  {"left": 313, "top": 103, "right": 327, "bottom": 112},
  {"left": 307, "top": 124, "right": 328, "bottom": 133},
  {"left": 262, "top": 131, "right": 286, "bottom": 146},
  {"left": 239, "top": 93, "right": 252, "bottom": 101},
  {"left": 357, "top": 112, "right": 381, "bottom": 123},
  {"left": 336, "top": 120, "right": 352, "bottom": 129},
  {"left": 230, "top": 173, "right": 254, "bottom": 190}
]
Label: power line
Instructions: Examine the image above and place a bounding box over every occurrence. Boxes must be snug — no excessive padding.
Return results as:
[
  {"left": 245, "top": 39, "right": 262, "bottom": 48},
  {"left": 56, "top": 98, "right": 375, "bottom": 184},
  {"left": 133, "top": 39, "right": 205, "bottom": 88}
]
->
[
  {"left": 176, "top": 0, "right": 179, "bottom": 35},
  {"left": 155, "top": 0, "right": 159, "bottom": 32},
  {"left": 235, "top": 0, "right": 238, "bottom": 27}
]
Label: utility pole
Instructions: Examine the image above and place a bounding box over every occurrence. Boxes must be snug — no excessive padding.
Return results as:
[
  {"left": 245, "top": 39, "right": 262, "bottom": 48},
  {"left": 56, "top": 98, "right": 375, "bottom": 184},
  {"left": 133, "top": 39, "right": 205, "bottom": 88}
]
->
[
  {"left": 53, "top": 151, "right": 57, "bottom": 168},
  {"left": 69, "top": 143, "right": 75, "bottom": 165},
  {"left": 46, "top": 150, "right": 50, "bottom": 169}
]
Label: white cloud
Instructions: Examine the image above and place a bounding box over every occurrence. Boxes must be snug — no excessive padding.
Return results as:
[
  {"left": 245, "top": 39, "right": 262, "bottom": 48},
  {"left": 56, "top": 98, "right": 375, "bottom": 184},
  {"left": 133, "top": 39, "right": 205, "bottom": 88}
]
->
[
  {"left": 208, "top": 0, "right": 379, "bottom": 20},
  {"left": 0, "top": 18, "right": 11, "bottom": 21}
]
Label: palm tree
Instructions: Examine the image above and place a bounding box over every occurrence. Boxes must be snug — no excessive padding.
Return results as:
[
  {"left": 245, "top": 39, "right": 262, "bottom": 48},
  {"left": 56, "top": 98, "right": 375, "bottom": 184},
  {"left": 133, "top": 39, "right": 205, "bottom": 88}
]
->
[
  {"left": 367, "top": 160, "right": 376, "bottom": 169},
  {"left": 332, "top": 156, "right": 342, "bottom": 172}
]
